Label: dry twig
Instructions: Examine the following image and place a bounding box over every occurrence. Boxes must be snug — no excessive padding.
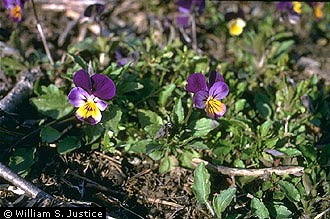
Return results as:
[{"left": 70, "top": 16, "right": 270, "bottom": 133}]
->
[
  {"left": 145, "top": 197, "right": 184, "bottom": 209},
  {"left": 192, "top": 158, "right": 304, "bottom": 177}
]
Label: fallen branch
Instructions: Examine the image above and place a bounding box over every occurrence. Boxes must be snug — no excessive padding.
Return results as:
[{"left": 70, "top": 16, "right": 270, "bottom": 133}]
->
[
  {"left": 192, "top": 158, "right": 304, "bottom": 177},
  {"left": 0, "top": 162, "right": 52, "bottom": 199},
  {"left": 0, "top": 68, "right": 43, "bottom": 113}
]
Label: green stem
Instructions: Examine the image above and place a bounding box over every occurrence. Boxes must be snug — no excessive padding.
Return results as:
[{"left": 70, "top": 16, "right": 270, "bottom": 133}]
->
[{"left": 183, "top": 99, "right": 193, "bottom": 126}]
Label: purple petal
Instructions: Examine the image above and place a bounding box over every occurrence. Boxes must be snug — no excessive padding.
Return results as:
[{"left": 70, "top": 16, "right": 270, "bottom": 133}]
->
[
  {"left": 68, "top": 87, "right": 90, "bottom": 107},
  {"left": 193, "top": 0, "right": 205, "bottom": 14},
  {"left": 75, "top": 112, "right": 101, "bottom": 125},
  {"left": 208, "top": 70, "right": 224, "bottom": 88},
  {"left": 186, "top": 73, "right": 207, "bottom": 93},
  {"left": 288, "top": 12, "right": 300, "bottom": 24},
  {"left": 3, "top": 0, "right": 12, "bottom": 8},
  {"left": 193, "top": 90, "right": 208, "bottom": 109},
  {"left": 73, "top": 69, "right": 92, "bottom": 93},
  {"left": 91, "top": 74, "right": 116, "bottom": 100},
  {"left": 209, "top": 81, "right": 229, "bottom": 100},
  {"left": 94, "top": 97, "right": 107, "bottom": 111},
  {"left": 277, "top": 2, "right": 292, "bottom": 12},
  {"left": 265, "top": 149, "right": 285, "bottom": 157},
  {"left": 177, "top": 15, "right": 190, "bottom": 28},
  {"left": 176, "top": 0, "right": 192, "bottom": 13}
]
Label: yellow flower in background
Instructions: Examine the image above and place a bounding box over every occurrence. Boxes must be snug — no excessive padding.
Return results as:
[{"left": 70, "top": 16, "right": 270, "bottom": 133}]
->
[
  {"left": 227, "top": 18, "right": 246, "bottom": 36},
  {"left": 313, "top": 3, "right": 324, "bottom": 19},
  {"left": 292, "top": 2, "right": 302, "bottom": 14}
]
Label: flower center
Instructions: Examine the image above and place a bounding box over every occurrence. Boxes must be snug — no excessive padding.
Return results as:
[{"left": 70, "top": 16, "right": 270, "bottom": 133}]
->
[
  {"left": 77, "top": 97, "right": 98, "bottom": 119},
  {"left": 205, "top": 97, "right": 224, "bottom": 118},
  {"left": 10, "top": 5, "right": 22, "bottom": 20}
]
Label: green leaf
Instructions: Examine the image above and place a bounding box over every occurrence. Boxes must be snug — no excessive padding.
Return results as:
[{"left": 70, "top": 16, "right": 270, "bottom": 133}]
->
[
  {"left": 190, "top": 118, "right": 218, "bottom": 138},
  {"left": 159, "top": 156, "right": 178, "bottom": 173},
  {"left": 269, "top": 204, "right": 293, "bottom": 219},
  {"left": 118, "top": 82, "right": 144, "bottom": 94},
  {"left": 83, "top": 124, "right": 104, "bottom": 144},
  {"left": 9, "top": 148, "right": 36, "bottom": 177},
  {"left": 255, "top": 93, "right": 272, "bottom": 118},
  {"left": 30, "top": 85, "right": 73, "bottom": 119},
  {"left": 251, "top": 197, "right": 270, "bottom": 219},
  {"left": 260, "top": 120, "right": 273, "bottom": 137},
  {"left": 278, "top": 147, "right": 302, "bottom": 157},
  {"left": 278, "top": 180, "right": 301, "bottom": 202},
  {"left": 56, "top": 136, "right": 81, "bottom": 154},
  {"left": 67, "top": 53, "right": 88, "bottom": 69},
  {"left": 234, "top": 99, "right": 247, "bottom": 113},
  {"left": 129, "top": 139, "right": 150, "bottom": 153},
  {"left": 104, "top": 105, "right": 123, "bottom": 134},
  {"left": 179, "top": 149, "right": 199, "bottom": 169},
  {"left": 192, "top": 163, "right": 211, "bottom": 205},
  {"left": 173, "top": 97, "right": 184, "bottom": 124},
  {"left": 138, "top": 109, "right": 163, "bottom": 128},
  {"left": 213, "top": 187, "right": 237, "bottom": 218},
  {"left": 40, "top": 126, "right": 62, "bottom": 143},
  {"left": 158, "top": 84, "right": 176, "bottom": 107}
]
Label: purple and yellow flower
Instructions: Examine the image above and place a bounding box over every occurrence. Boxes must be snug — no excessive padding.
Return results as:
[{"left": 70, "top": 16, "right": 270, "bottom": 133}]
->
[
  {"left": 186, "top": 71, "right": 229, "bottom": 119},
  {"left": 176, "top": 0, "right": 205, "bottom": 28},
  {"left": 277, "top": 2, "right": 302, "bottom": 24},
  {"left": 2, "top": 0, "right": 29, "bottom": 22},
  {"left": 68, "top": 69, "right": 116, "bottom": 125}
]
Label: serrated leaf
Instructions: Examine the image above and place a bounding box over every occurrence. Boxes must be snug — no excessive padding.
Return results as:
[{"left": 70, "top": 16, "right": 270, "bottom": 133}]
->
[
  {"left": 40, "top": 126, "right": 62, "bottom": 143},
  {"left": 213, "top": 187, "right": 237, "bottom": 218},
  {"left": 30, "top": 85, "right": 73, "bottom": 119},
  {"left": 173, "top": 98, "right": 184, "bottom": 124},
  {"left": 192, "top": 163, "right": 211, "bottom": 205},
  {"left": 56, "top": 136, "right": 81, "bottom": 154},
  {"left": 158, "top": 84, "right": 176, "bottom": 107},
  {"left": 190, "top": 118, "right": 218, "bottom": 137},
  {"left": 251, "top": 197, "right": 270, "bottom": 219},
  {"left": 278, "top": 180, "right": 301, "bottom": 202}
]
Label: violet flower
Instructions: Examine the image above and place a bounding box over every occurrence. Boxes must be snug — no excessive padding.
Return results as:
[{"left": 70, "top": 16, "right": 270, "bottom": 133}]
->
[
  {"left": 186, "top": 70, "right": 229, "bottom": 119},
  {"left": 277, "top": 2, "right": 302, "bottom": 25},
  {"left": 2, "top": 0, "right": 29, "bottom": 22},
  {"left": 68, "top": 69, "right": 116, "bottom": 125},
  {"left": 176, "top": 0, "right": 205, "bottom": 28}
]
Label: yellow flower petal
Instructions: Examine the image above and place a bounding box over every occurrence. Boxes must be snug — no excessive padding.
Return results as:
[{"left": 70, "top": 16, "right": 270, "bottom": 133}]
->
[
  {"left": 205, "top": 97, "right": 226, "bottom": 118},
  {"left": 10, "top": 5, "right": 22, "bottom": 20},
  {"left": 76, "top": 98, "right": 102, "bottom": 122},
  {"left": 314, "top": 4, "right": 323, "bottom": 19},
  {"left": 228, "top": 18, "right": 246, "bottom": 36},
  {"left": 292, "top": 2, "right": 302, "bottom": 14}
]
